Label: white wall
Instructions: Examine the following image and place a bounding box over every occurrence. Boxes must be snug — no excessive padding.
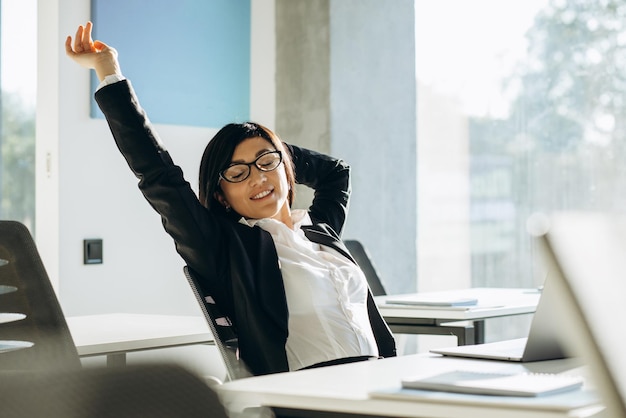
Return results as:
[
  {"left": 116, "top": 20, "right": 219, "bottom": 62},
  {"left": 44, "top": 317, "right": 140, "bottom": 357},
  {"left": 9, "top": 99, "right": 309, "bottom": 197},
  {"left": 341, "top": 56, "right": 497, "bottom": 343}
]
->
[{"left": 36, "top": 0, "right": 275, "bottom": 317}]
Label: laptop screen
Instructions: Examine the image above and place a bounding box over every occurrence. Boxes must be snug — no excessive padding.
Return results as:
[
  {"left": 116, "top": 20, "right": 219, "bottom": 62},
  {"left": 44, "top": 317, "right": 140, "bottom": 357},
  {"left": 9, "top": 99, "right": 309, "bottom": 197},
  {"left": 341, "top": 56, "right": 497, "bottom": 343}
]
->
[
  {"left": 429, "top": 269, "right": 567, "bottom": 362},
  {"left": 532, "top": 211, "right": 626, "bottom": 417}
]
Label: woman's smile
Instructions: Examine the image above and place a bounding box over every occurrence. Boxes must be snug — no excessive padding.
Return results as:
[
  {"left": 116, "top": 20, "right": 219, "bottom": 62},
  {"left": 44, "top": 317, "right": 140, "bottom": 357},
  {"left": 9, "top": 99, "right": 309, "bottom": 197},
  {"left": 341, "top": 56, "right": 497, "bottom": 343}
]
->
[{"left": 251, "top": 187, "right": 274, "bottom": 200}]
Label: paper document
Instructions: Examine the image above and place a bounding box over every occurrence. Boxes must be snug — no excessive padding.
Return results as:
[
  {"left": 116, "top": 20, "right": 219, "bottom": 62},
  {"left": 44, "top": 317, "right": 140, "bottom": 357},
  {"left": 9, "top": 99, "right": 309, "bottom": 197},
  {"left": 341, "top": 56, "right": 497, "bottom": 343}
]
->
[
  {"left": 385, "top": 295, "right": 478, "bottom": 307},
  {"left": 401, "top": 370, "right": 584, "bottom": 397}
]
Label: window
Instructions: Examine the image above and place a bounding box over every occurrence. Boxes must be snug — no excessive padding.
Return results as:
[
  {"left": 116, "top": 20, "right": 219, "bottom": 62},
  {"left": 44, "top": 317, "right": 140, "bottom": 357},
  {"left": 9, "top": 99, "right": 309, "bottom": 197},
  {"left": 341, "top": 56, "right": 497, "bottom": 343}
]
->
[
  {"left": 0, "top": 0, "right": 36, "bottom": 232},
  {"left": 416, "top": 0, "right": 626, "bottom": 340},
  {"left": 417, "top": 0, "right": 626, "bottom": 286}
]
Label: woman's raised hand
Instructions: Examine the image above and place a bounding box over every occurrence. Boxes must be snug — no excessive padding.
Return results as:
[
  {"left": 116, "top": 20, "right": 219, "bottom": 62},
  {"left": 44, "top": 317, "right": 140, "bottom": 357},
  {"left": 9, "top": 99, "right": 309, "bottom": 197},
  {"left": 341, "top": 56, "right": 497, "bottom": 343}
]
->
[{"left": 65, "top": 21, "right": 121, "bottom": 81}]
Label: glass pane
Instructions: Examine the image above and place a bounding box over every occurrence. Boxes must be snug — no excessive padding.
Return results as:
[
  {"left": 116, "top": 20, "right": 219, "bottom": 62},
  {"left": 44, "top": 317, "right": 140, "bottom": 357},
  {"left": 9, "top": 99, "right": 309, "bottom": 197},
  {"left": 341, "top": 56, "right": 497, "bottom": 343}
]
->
[
  {"left": 0, "top": 0, "right": 36, "bottom": 232},
  {"left": 416, "top": 0, "right": 625, "bottom": 339}
]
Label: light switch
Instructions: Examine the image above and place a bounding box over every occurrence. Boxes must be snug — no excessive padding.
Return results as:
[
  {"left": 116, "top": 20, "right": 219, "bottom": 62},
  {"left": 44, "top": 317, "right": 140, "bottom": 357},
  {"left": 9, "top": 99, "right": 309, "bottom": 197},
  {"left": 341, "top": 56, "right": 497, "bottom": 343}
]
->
[{"left": 83, "top": 239, "right": 103, "bottom": 264}]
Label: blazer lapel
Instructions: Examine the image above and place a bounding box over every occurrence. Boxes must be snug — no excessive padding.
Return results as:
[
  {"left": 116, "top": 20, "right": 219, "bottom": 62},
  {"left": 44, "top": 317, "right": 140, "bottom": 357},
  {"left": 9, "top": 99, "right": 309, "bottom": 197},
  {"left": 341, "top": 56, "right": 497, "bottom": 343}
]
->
[{"left": 301, "top": 224, "right": 355, "bottom": 264}]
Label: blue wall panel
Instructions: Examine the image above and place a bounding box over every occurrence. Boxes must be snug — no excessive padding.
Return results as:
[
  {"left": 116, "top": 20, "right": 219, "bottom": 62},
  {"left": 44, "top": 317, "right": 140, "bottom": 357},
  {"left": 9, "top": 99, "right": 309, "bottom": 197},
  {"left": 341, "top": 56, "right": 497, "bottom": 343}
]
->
[{"left": 91, "top": 0, "right": 251, "bottom": 128}]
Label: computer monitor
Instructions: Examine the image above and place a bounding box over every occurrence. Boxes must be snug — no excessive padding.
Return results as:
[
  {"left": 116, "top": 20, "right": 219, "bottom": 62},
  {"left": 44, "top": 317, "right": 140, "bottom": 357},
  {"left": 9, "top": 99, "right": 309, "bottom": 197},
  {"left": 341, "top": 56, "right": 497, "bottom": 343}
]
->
[{"left": 531, "top": 211, "right": 626, "bottom": 417}]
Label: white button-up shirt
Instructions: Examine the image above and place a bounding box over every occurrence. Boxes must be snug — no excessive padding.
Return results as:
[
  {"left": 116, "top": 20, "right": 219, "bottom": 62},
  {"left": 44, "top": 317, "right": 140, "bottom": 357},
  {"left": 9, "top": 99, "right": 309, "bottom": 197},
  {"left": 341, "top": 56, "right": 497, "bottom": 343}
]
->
[{"left": 241, "top": 210, "right": 379, "bottom": 370}]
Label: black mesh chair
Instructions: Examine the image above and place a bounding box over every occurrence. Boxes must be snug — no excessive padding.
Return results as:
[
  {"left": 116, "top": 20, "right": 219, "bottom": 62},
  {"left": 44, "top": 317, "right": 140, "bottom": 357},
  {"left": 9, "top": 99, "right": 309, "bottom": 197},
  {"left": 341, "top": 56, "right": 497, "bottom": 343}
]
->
[
  {"left": 344, "top": 238, "right": 478, "bottom": 346},
  {"left": 183, "top": 266, "right": 252, "bottom": 381},
  {"left": 0, "top": 223, "right": 231, "bottom": 417},
  {"left": 343, "top": 239, "right": 387, "bottom": 296},
  {"left": 0, "top": 220, "right": 81, "bottom": 371}
]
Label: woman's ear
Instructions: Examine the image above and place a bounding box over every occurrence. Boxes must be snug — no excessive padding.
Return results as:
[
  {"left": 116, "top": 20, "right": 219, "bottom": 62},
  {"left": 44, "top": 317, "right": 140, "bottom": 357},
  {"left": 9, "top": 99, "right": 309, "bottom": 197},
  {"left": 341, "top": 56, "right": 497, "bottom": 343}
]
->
[{"left": 214, "top": 191, "right": 231, "bottom": 211}]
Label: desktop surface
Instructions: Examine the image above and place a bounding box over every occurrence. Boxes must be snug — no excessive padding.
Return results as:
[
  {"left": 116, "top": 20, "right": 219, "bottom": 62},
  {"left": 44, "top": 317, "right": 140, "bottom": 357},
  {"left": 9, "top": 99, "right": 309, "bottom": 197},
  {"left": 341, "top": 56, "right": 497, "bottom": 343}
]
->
[
  {"left": 67, "top": 313, "right": 212, "bottom": 357},
  {"left": 376, "top": 288, "right": 540, "bottom": 346},
  {"left": 217, "top": 353, "right": 603, "bottom": 418},
  {"left": 377, "top": 288, "right": 540, "bottom": 320}
]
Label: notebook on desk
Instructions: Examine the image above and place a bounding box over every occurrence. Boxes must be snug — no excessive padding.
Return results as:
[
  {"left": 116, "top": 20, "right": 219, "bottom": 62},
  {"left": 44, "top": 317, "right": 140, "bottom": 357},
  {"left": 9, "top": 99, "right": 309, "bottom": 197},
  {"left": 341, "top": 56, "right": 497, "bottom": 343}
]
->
[
  {"left": 430, "top": 272, "right": 566, "bottom": 362},
  {"left": 401, "top": 370, "right": 584, "bottom": 397}
]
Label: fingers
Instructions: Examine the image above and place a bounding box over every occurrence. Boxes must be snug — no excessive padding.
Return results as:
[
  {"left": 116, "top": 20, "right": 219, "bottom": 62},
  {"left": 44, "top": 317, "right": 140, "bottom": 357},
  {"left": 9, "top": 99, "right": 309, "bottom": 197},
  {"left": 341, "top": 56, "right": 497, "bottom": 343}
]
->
[
  {"left": 67, "top": 21, "right": 107, "bottom": 56},
  {"left": 72, "top": 21, "right": 95, "bottom": 53},
  {"left": 81, "top": 21, "right": 93, "bottom": 49},
  {"left": 93, "top": 40, "right": 108, "bottom": 52},
  {"left": 64, "top": 35, "right": 74, "bottom": 56},
  {"left": 73, "top": 24, "right": 84, "bottom": 52}
]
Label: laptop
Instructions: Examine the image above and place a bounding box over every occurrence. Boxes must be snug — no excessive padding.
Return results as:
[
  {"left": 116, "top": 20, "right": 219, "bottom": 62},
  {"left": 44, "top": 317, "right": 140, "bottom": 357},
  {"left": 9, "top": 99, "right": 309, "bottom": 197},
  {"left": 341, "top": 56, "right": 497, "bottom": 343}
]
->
[
  {"left": 430, "top": 264, "right": 567, "bottom": 362},
  {"left": 533, "top": 211, "right": 626, "bottom": 417}
]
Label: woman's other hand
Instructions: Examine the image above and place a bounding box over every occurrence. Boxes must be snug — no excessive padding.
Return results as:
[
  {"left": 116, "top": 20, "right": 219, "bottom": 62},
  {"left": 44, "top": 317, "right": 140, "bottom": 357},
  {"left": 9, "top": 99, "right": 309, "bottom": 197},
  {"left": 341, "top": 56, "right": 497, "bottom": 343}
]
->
[{"left": 65, "top": 21, "right": 121, "bottom": 81}]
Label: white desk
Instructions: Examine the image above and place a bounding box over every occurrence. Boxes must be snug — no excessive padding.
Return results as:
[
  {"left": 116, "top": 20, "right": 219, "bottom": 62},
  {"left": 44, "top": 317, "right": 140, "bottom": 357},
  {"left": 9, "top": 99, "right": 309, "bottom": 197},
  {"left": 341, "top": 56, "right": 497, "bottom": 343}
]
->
[
  {"left": 217, "top": 354, "right": 604, "bottom": 418},
  {"left": 67, "top": 313, "right": 213, "bottom": 366},
  {"left": 377, "top": 288, "right": 541, "bottom": 345}
]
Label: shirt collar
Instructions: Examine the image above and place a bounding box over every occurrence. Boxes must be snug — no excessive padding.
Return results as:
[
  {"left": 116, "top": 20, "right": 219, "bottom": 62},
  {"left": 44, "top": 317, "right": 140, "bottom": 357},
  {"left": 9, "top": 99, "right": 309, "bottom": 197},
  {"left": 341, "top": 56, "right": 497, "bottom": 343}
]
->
[{"left": 238, "top": 209, "right": 312, "bottom": 230}]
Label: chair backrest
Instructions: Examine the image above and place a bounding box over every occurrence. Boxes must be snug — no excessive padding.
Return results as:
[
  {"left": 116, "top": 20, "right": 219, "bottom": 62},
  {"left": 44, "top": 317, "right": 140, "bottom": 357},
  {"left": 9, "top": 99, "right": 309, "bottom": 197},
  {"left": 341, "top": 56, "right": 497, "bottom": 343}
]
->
[
  {"left": 0, "top": 363, "right": 229, "bottom": 418},
  {"left": 343, "top": 239, "right": 387, "bottom": 296},
  {"left": 0, "top": 220, "right": 81, "bottom": 371},
  {"left": 183, "top": 266, "right": 252, "bottom": 381}
]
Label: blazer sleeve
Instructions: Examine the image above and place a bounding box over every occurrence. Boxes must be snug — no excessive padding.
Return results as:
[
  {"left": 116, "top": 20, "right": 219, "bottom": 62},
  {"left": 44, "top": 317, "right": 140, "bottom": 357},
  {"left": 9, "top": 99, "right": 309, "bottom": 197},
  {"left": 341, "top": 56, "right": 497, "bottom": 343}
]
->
[
  {"left": 94, "top": 80, "right": 227, "bottom": 292},
  {"left": 286, "top": 144, "right": 351, "bottom": 235}
]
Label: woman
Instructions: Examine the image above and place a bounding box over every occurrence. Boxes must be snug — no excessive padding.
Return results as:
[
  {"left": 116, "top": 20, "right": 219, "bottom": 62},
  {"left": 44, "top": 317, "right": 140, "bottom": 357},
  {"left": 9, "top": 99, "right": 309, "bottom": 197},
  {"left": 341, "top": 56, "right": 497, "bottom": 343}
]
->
[{"left": 66, "top": 22, "right": 396, "bottom": 376}]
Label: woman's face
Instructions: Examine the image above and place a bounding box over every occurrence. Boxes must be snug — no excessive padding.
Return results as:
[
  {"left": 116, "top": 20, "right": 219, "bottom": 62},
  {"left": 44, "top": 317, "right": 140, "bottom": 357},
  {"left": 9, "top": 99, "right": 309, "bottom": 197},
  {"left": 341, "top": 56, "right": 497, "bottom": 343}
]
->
[{"left": 218, "top": 136, "right": 291, "bottom": 224}]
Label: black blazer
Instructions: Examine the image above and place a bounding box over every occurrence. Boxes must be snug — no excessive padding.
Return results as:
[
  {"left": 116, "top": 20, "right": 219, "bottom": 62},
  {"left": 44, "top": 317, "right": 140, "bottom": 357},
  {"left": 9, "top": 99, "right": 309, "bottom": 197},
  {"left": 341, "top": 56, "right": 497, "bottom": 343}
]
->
[{"left": 95, "top": 80, "right": 396, "bottom": 376}]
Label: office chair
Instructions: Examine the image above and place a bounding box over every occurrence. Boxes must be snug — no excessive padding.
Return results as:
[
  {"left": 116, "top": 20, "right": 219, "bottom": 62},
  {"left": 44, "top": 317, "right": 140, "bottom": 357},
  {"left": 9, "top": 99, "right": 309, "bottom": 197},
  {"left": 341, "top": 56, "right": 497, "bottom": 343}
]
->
[
  {"left": 183, "top": 266, "right": 252, "bottom": 381},
  {"left": 0, "top": 363, "right": 230, "bottom": 418},
  {"left": 0, "top": 220, "right": 81, "bottom": 371},
  {"left": 343, "top": 239, "right": 387, "bottom": 296},
  {"left": 343, "top": 239, "right": 479, "bottom": 350}
]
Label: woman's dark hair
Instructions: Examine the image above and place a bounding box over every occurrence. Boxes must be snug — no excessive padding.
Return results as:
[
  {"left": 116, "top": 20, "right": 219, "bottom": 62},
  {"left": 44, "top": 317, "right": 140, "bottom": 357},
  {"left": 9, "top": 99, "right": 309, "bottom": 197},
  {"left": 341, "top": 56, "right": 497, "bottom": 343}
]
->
[{"left": 198, "top": 122, "right": 296, "bottom": 215}]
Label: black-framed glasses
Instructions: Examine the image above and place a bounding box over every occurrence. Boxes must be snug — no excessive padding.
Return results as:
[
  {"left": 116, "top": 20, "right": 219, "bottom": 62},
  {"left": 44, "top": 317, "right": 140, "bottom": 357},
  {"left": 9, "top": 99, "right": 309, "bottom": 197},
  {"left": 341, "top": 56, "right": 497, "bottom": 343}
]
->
[{"left": 219, "top": 150, "right": 283, "bottom": 183}]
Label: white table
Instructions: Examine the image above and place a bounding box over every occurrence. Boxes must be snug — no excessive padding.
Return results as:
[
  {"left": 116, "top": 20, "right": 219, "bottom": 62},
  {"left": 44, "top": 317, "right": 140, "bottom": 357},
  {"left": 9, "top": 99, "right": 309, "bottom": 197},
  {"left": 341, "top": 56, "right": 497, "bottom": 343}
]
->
[
  {"left": 377, "top": 288, "right": 541, "bottom": 345},
  {"left": 217, "top": 353, "right": 604, "bottom": 418},
  {"left": 67, "top": 313, "right": 213, "bottom": 366}
]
